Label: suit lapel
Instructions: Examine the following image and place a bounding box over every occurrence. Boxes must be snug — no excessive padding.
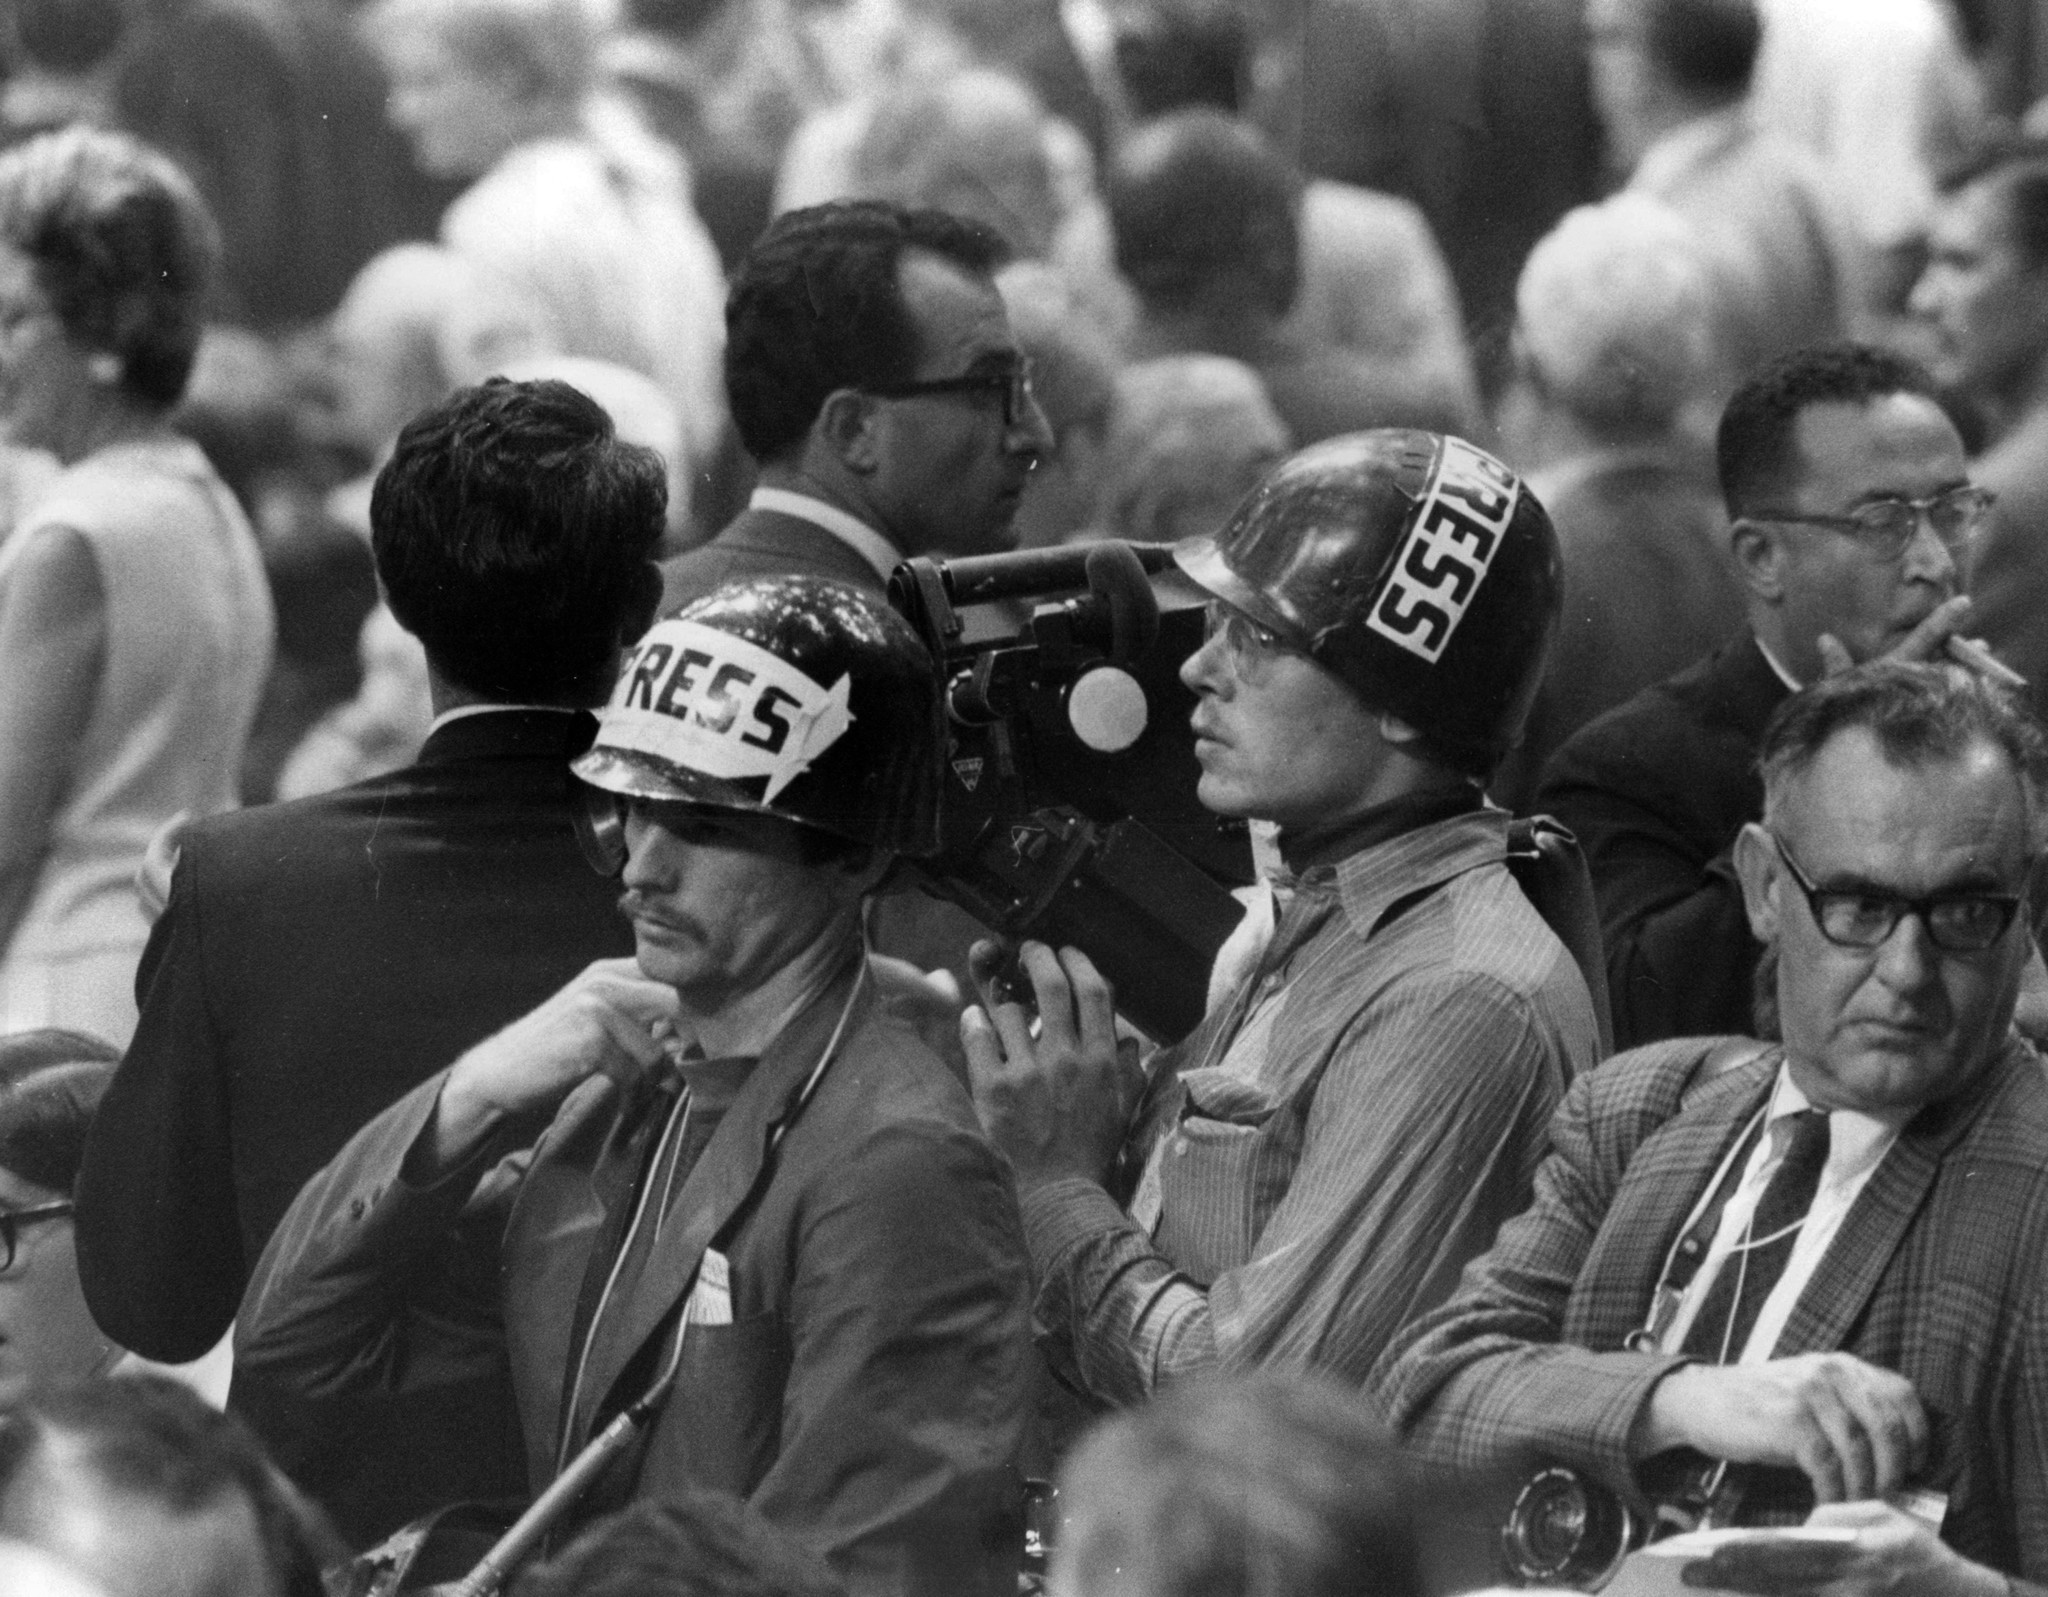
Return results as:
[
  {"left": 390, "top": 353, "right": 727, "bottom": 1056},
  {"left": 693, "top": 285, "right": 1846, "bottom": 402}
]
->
[
  {"left": 562, "top": 961, "right": 865, "bottom": 1457},
  {"left": 1569, "top": 1063, "right": 1775, "bottom": 1349}
]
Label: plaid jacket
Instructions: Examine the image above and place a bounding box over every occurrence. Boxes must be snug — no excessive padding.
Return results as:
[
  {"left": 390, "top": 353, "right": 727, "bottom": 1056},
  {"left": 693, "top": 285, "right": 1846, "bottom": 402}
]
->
[{"left": 1372, "top": 1032, "right": 2048, "bottom": 1582}]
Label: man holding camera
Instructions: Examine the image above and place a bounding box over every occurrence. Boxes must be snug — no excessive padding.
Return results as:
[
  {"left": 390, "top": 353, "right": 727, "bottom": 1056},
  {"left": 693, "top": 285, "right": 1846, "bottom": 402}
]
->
[
  {"left": 1376, "top": 661, "right": 2048, "bottom": 1595},
  {"left": 964, "top": 431, "right": 1602, "bottom": 1412},
  {"left": 237, "top": 577, "right": 1033, "bottom": 1596}
]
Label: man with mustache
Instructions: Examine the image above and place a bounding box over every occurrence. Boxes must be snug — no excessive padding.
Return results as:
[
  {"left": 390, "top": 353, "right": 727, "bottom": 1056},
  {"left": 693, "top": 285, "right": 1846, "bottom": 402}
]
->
[
  {"left": 237, "top": 577, "right": 1033, "bottom": 1596},
  {"left": 963, "top": 430, "right": 1602, "bottom": 1418},
  {"left": 1537, "top": 342, "right": 1998, "bottom": 1051}
]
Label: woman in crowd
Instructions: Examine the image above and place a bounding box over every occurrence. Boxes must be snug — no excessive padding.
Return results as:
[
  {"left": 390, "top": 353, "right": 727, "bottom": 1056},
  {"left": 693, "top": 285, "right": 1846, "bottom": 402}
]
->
[{"left": 0, "top": 128, "right": 274, "bottom": 1044}]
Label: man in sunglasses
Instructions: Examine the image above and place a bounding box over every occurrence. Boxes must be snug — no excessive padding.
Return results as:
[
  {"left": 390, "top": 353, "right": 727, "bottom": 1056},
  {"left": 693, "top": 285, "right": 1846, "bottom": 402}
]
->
[
  {"left": 1378, "top": 660, "right": 2048, "bottom": 1596},
  {"left": 1538, "top": 342, "right": 2009, "bottom": 1053},
  {"left": 661, "top": 199, "right": 1052, "bottom": 613}
]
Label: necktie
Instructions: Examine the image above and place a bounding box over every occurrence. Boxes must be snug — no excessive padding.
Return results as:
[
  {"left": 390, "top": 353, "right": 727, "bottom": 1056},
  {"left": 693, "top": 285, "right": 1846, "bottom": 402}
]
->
[{"left": 1681, "top": 1109, "right": 1832, "bottom": 1362}]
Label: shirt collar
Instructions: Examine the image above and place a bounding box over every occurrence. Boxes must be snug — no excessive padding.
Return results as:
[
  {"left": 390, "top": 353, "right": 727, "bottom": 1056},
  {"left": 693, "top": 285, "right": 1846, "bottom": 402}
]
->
[
  {"left": 1278, "top": 805, "right": 1513, "bottom": 940},
  {"left": 427, "top": 702, "right": 579, "bottom": 736},
  {"left": 1633, "top": 103, "right": 1750, "bottom": 194},
  {"left": 748, "top": 487, "right": 901, "bottom": 582},
  {"left": 1751, "top": 632, "right": 1804, "bottom": 694},
  {"left": 1766, "top": 1063, "right": 1908, "bottom": 1184}
]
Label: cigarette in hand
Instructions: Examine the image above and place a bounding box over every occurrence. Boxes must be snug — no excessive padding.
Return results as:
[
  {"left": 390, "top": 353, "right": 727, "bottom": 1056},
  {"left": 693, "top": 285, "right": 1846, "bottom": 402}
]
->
[{"left": 1947, "top": 635, "right": 2028, "bottom": 690}]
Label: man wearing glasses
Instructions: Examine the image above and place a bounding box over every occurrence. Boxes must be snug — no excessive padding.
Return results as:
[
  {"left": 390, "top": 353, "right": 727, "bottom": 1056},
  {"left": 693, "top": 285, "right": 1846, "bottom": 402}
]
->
[
  {"left": 1537, "top": 342, "right": 2009, "bottom": 1052},
  {"left": 661, "top": 199, "right": 1052, "bottom": 612},
  {"left": 962, "top": 431, "right": 1602, "bottom": 1418},
  {"left": 1377, "top": 660, "right": 2048, "bottom": 1596}
]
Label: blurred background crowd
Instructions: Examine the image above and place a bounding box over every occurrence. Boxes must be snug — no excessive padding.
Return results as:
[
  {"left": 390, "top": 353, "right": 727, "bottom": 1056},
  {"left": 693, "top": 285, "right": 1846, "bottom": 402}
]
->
[{"left": 0, "top": 0, "right": 2038, "bottom": 823}]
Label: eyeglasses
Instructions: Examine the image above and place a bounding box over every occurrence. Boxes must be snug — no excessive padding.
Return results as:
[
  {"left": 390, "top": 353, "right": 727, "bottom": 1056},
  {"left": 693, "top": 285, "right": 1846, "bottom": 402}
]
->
[
  {"left": 1751, "top": 486, "right": 1997, "bottom": 561},
  {"left": 0, "top": 1201, "right": 72, "bottom": 1274},
  {"left": 1201, "top": 601, "right": 1306, "bottom": 676},
  {"left": 866, "top": 357, "right": 1037, "bottom": 428},
  {"left": 1770, "top": 832, "right": 2023, "bottom": 954}
]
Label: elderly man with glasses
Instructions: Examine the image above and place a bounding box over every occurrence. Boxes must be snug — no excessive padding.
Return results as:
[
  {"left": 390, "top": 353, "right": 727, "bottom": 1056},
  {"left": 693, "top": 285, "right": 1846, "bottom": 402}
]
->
[
  {"left": 1377, "top": 659, "right": 2048, "bottom": 1597},
  {"left": 1537, "top": 342, "right": 2015, "bottom": 1053}
]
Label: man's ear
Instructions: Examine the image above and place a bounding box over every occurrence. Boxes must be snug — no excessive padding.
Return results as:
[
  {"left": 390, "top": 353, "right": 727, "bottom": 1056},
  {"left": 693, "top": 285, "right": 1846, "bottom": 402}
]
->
[
  {"left": 817, "top": 388, "right": 882, "bottom": 475},
  {"left": 1377, "top": 710, "right": 1424, "bottom": 748},
  {"left": 1729, "top": 517, "right": 1787, "bottom": 602},
  {"left": 1732, "top": 821, "right": 1783, "bottom": 943}
]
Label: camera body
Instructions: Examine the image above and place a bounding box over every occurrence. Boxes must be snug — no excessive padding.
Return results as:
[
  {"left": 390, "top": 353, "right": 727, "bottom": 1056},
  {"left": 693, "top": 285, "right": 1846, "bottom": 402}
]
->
[
  {"left": 1501, "top": 1459, "right": 1814, "bottom": 1588},
  {"left": 887, "top": 542, "right": 1254, "bottom": 1043}
]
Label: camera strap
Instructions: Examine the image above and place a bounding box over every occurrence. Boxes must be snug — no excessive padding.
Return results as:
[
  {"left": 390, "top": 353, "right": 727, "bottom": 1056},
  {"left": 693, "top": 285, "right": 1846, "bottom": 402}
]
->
[{"left": 1628, "top": 1102, "right": 1771, "bottom": 1354}]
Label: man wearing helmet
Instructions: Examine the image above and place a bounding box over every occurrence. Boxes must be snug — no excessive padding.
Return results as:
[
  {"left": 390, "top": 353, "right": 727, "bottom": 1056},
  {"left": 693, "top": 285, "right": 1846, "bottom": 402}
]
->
[
  {"left": 964, "top": 430, "right": 1603, "bottom": 1414},
  {"left": 236, "top": 577, "right": 1033, "bottom": 1597}
]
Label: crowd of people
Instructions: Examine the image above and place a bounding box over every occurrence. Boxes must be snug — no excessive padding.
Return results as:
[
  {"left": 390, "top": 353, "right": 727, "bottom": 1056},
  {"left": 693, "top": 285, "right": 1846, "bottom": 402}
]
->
[{"left": 0, "top": 0, "right": 2046, "bottom": 1593}]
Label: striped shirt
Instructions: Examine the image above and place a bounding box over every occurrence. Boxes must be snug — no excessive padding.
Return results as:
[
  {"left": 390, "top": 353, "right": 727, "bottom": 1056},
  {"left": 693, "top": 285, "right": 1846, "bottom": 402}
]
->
[{"left": 1022, "top": 806, "right": 1602, "bottom": 1406}]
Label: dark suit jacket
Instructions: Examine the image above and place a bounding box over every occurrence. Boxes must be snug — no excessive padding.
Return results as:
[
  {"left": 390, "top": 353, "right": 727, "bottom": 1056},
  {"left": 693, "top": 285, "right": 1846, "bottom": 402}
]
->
[
  {"left": 1374, "top": 1034, "right": 2048, "bottom": 1582},
  {"left": 1533, "top": 635, "right": 1787, "bottom": 1051},
  {"left": 75, "top": 709, "right": 635, "bottom": 1544},
  {"left": 236, "top": 963, "right": 1033, "bottom": 1596},
  {"left": 659, "top": 505, "right": 886, "bottom": 614},
  {"left": 1493, "top": 447, "right": 1743, "bottom": 810}
]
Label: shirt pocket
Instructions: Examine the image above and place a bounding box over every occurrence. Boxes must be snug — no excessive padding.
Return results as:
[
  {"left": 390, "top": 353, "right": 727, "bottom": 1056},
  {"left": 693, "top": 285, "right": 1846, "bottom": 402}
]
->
[{"left": 1151, "top": 1069, "right": 1298, "bottom": 1283}]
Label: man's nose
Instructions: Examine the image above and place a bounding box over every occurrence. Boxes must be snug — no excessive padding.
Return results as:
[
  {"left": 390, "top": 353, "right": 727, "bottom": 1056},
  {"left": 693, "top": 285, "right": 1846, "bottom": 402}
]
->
[
  {"left": 1008, "top": 391, "right": 1055, "bottom": 458},
  {"left": 1905, "top": 265, "right": 1944, "bottom": 323},
  {"left": 1902, "top": 512, "right": 1961, "bottom": 588},
  {"left": 1872, "top": 910, "right": 1940, "bottom": 993},
  {"left": 1180, "top": 627, "right": 1231, "bottom": 696}
]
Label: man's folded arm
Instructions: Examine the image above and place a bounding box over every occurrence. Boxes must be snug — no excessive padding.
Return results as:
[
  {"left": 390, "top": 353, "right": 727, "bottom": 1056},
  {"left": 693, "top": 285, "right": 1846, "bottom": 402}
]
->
[{"left": 234, "top": 1068, "right": 527, "bottom": 1402}]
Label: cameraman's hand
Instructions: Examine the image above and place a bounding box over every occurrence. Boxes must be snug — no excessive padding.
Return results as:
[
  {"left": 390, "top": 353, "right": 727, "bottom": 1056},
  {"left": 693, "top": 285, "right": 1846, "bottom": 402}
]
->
[
  {"left": 1679, "top": 1502, "right": 2003, "bottom": 1597},
  {"left": 432, "top": 958, "right": 682, "bottom": 1164},
  {"left": 1639, "top": 1356, "right": 1928, "bottom": 1505},
  {"left": 961, "top": 939, "right": 1141, "bottom": 1191}
]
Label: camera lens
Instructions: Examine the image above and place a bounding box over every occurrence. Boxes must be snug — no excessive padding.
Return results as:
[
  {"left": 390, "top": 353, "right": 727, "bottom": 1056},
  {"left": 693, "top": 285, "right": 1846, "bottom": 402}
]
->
[{"left": 1501, "top": 1467, "right": 1636, "bottom": 1588}]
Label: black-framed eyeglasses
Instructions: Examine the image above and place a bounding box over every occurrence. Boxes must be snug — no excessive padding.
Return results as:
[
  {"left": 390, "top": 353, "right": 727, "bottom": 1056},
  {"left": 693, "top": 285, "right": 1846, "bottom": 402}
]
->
[
  {"left": 1751, "top": 486, "right": 1997, "bottom": 561},
  {"left": 1770, "top": 832, "right": 2023, "bottom": 954},
  {"left": 0, "top": 1201, "right": 72, "bottom": 1273},
  {"left": 866, "top": 357, "right": 1037, "bottom": 427}
]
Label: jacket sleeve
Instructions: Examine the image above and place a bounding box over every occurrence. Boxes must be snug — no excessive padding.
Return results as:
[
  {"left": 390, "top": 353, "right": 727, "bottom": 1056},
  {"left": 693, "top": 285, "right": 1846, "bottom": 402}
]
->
[
  {"left": 751, "top": 1116, "right": 1033, "bottom": 1597},
  {"left": 1536, "top": 720, "right": 1759, "bottom": 1049},
  {"left": 75, "top": 844, "right": 244, "bottom": 1361},
  {"left": 235, "top": 1070, "right": 525, "bottom": 1402},
  {"left": 1367, "top": 1059, "right": 1691, "bottom": 1504}
]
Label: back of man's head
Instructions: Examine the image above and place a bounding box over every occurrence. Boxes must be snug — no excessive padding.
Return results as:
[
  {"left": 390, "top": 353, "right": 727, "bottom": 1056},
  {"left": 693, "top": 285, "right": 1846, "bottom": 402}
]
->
[
  {"left": 1051, "top": 1374, "right": 1425, "bottom": 1597},
  {"left": 1107, "top": 109, "right": 1300, "bottom": 321},
  {"left": 371, "top": 376, "right": 667, "bottom": 705},
  {"left": 1638, "top": 0, "right": 1761, "bottom": 103},
  {"left": 1716, "top": 343, "right": 1943, "bottom": 521},
  {"left": 723, "top": 200, "right": 1009, "bottom": 465},
  {"left": 1515, "top": 194, "right": 1723, "bottom": 439},
  {"left": 1111, "top": 0, "right": 1249, "bottom": 120},
  {"left": 0, "top": 1378, "right": 334, "bottom": 1597}
]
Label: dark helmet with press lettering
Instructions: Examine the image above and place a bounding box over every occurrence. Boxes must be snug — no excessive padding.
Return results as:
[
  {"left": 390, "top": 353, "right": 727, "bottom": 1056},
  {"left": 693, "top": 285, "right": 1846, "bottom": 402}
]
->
[
  {"left": 573, "top": 575, "right": 944, "bottom": 857},
  {"left": 1173, "top": 429, "right": 1561, "bottom": 775}
]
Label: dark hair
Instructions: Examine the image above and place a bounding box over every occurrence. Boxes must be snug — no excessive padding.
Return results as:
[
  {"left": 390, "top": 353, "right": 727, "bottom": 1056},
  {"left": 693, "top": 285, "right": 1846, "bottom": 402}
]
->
[
  {"left": 1946, "top": 139, "right": 2048, "bottom": 274},
  {"left": 1643, "top": 0, "right": 1761, "bottom": 100},
  {"left": 1716, "top": 342, "right": 1943, "bottom": 520},
  {"left": 723, "top": 200, "right": 1008, "bottom": 464},
  {"left": 1106, "top": 110, "right": 1299, "bottom": 318},
  {"left": 1056, "top": 1374, "right": 1425, "bottom": 1597},
  {"left": 1759, "top": 660, "right": 2047, "bottom": 834},
  {"left": 513, "top": 1490, "right": 845, "bottom": 1597},
  {"left": 0, "top": 1033, "right": 119, "bottom": 1197},
  {"left": 372, "top": 376, "right": 667, "bottom": 703},
  {"left": 1112, "top": 0, "right": 1250, "bottom": 118},
  {"left": 0, "top": 1376, "right": 338, "bottom": 1597},
  {"left": 0, "top": 127, "right": 217, "bottom": 409}
]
